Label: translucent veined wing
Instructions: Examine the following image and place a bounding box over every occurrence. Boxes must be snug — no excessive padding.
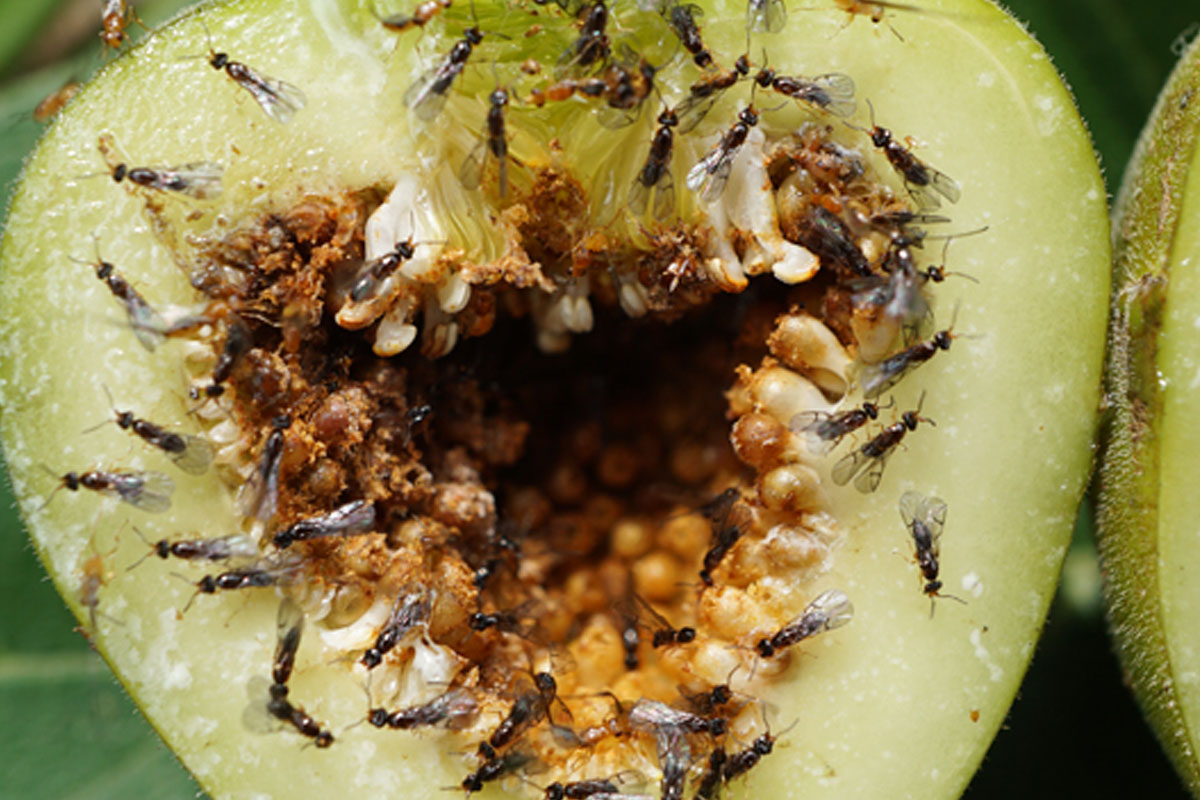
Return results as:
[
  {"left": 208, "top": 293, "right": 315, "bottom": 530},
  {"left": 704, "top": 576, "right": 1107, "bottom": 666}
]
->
[
  {"left": 122, "top": 298, "right": 168, "bottom": 351},
  {"left": 859, "top": 353, "right": 914, "bottom": 399},
  {"left": 831, "top": 445, "right": 870, "bottom": 487},
  {"left": 806, "top": 73, "right": 857, "bottom": 117},
  {"left": 404, "top": 64, "right": 453, "bottom": 121},
  {"left": 899, "top": 490, "right": 947, "bottom": 543},
  {"left": 458, "top": 140, "right": 486, "bottom": 191},
  {"left": 651, "top": 168, "right": 675, "bottom": 220},
  {"left": 108, "top": 470, "right": 175, "bottom": 512},
  {"left": 746, "top": 0, "right": 786, "bottom": 33},
  {"left": 685, "top": 145, "right": 732, "bottom": 202},
  {"left": 675, "top": 89, "right": 722, "bottom": 134},
  {"left": 852, "top": 447, "right": 892, "bottom": 493},
  {"left": 233, "top": 66, "right": 307, "bottom": 124},
  {"left": 143, "top": 162, "right": 224, "bottom": 199},
  {"left": 168, "top": 433, "right": 215, "bottom": 475},
  {"left": 790, "top": 410, "right": 842, "bottom": 454}
]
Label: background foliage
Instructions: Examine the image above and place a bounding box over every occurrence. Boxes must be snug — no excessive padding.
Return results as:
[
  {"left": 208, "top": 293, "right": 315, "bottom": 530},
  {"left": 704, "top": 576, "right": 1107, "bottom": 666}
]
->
[{"left": 0, "top": 0, "right": 1196, "bottom": 797}]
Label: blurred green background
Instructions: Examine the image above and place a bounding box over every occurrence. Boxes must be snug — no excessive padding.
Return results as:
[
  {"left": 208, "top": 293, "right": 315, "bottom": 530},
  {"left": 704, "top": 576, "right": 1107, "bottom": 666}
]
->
[{"left": 0, "top": 0, "right": 1196, "bottom": 797}]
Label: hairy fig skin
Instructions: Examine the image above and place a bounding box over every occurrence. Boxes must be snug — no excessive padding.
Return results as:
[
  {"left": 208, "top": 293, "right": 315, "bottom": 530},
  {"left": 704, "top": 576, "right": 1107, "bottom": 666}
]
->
[
  {"left": 0, "top": 0, "right": 1110, "bottom": 798},
  {"left": 1099, "top": 32, "right": 1200, "bottom": 797}
]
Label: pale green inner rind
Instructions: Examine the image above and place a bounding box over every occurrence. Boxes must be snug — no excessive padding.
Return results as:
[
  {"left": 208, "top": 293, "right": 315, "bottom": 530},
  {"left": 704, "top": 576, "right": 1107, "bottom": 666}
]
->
[
  {"left": 0, "top": 1, "right": 1108, "bottom": 799},
  {"left": 1099, "top": 31, "right": 1200, "bottom": 797}
]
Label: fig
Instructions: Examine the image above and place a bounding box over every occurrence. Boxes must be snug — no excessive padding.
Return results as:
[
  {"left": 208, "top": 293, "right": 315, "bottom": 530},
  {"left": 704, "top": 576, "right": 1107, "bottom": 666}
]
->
[
  {"left": 1098, "top": 30, "right": 1200, "bottom": 797},
  {"left": 0, "top": 0, "right": 1108, "bottom": 798}
]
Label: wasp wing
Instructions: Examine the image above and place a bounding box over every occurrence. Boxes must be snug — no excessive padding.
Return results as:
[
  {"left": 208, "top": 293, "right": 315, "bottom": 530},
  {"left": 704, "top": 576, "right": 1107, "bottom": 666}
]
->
[
  {"left": 746, "top": 0, "right": 786, "bottom": 33},
  {"left": 169, "top": 433, "right": 215, "bottom": 475},
  {"left": 853, "top": 447, "right": 892, "bottom": 493},
  {"left": 651, "top": 168, "right": 675, "bottom": 221},
  {"left": 109, "top": 470, "right": 175, "bottom": 513},
  {"left": 830, "top": 446, "right": 870, "bottom": 487},
  {"left": 806, "top": 73, "right": 857, "bottom": 117}
]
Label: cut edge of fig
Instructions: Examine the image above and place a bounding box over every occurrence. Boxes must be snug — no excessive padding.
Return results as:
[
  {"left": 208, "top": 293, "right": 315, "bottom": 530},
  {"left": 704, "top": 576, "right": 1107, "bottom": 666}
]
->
[{"left": 1099, "top": 31, "right": 1200, "bottom": 798}]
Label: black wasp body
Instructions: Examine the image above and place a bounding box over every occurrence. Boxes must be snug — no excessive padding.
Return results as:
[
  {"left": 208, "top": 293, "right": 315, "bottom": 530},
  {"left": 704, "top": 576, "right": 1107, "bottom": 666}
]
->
[
  {"left": 97, "top": 134, "right": 222, "bottom": 200},
  {"left": 662, "top": 0, "right": 713, "bottom": 68},
  {"left": 830, "top": 401, "right": 934, "bottom": 493},
  {"left": 859, "top": 324, "right": 958, "bottom": 399},
  {"left": 721, "top": 732, "right": 775, "bottom": 781},
  {"left": 898, "top": 491, "right": 965, "bottom": 612},
  {"left": 194, "top": 562, "right": 297, "bottom": 596},
  {"left": 754, "top": 67, "right": 856, "bottom": 117},
  {"left": 240, "top": 416, "right": 289, "bottom": 523},
  {"left": 55, "top": 469, "right": 174, "bottom": 513},
  {"left": 528, "top": 49, "right": 657, "bottom": 127},
  {"left": 686, "top": 105, "right": 759, "bottom": 201},
  {"left": 659, "top": 730, "right": 689, "bottom": 800},
  {"left": 628, "top": 698, "right": 727, "bottom": 737},
  {"left": 273, "top": 598, "right": 304, "bottom": 687},
  {"left": 628, "top": 107, "right": 678, "bottom": 219},
  {"left": 680, "top": 682, "right": 734, "bottom": 716},
  {"left": 361, "top": 586, "right": 431, "bottom": 668},
  {"left": 184, "top": 557, "right": 301, "bottom": 613},
  {"left": 350, "top": 236, "right": 420, "bottom": 303},
  {"left": 618, "top": 601, "right": 641, "bottom": 670},
  {"left": 462, "top": 751, "right": 532, "bottom": 795},
  {"left": 460, "top": 88, "right": 513, "bottom": 198},
  {"left": 755, "top": 588, "right": 853, "bottom": 657},
  {"left": 628, "top": 594, "right": 695, "bottom": 648},
  {"left": 206, "top": 49, "right": 306, "bottom": 123},
  {"left": 98, "top": 397, "right": 214, "bottom": 475},
  {"left": 562, "top": 1, "right": 610, "bottom": 72},
  {"left": 855, "top": 102, "right": 960, "bottom": 209},
  {"left": 272, "top": 500, "right": 376, "bottom": 548},
  {"left": 796, "top": 205, "right": 872, "bottom": 277},
  {"left": 405, "top": 26, "right": 484, "bottom": 121},
  {"left": 367, "top": 688, "right": 479, "bottom": 730},
  {"left": 699, "top": 524, "right": 742, "bottom": 586},
  {"left": 675, "top": 55, "right": 750, "bottom": 134},
  {"left": 266, "top": 684, "right": 334, "bottom": 747},
  {"left": 790, "top": 400, "right": 884, "bottom": 455},
  {"left": 695, "top": 746, "right": 728, "bottom": 800},
  {"left": 543, "top": 778, "right": 620, "bottom": 800},
  {"left": 482, "top": 672, "right": 559, "bottom": 753},
  {"left": 86, "top": 256, "right": 166, "bottom": 350},
  {"left": 129, "top": 529, "right": 256, "bottom": 570},
  {"left": 204, "top": 312, "right": 251, "bottom": 397},
  {"left": 468, "top": 608, "right": 524, "bottom": 633}
]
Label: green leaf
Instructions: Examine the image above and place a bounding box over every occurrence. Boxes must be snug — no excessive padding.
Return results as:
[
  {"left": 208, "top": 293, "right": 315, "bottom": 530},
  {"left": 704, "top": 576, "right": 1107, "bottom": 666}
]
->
[{"left": 0, "top": 0, "right": 69, "bottom": 75}]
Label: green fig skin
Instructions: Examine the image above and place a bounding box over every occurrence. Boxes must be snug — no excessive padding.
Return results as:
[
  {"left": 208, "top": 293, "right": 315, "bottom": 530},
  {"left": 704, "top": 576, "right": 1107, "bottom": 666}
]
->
[{"left": 1099, "top": 33, "right": 1200, "bottom": 798}]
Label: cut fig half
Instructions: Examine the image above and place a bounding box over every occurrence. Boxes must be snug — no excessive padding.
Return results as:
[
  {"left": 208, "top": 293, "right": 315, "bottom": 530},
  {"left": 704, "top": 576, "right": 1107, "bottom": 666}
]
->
[
  {"left": 0, "top": 0, "right": 1108, "bottom": 798},
  {"left": 1099, "top": 31, "right": 1200, "bottom": 797}
]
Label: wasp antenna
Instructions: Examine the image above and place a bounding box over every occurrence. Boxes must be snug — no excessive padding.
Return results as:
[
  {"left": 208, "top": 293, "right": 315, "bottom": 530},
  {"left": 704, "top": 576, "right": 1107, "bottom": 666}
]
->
[
  {"left": 99, "top": 381, "right": 117, "bottom": 410},
  {"left": 125, "top": 548, "right": 157, "bottom": 573},
  {"left": 80, "top": 418, "right": 111, "bottom": 435},
  {"left": 776, "top": 713, "right": 802, "bottom": 738},
  {"left": 37, "top": 467, "right": 67, "bottom": 511},
  {"left": 73, "top": 169, "right": 115, "bottom": 182}
]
